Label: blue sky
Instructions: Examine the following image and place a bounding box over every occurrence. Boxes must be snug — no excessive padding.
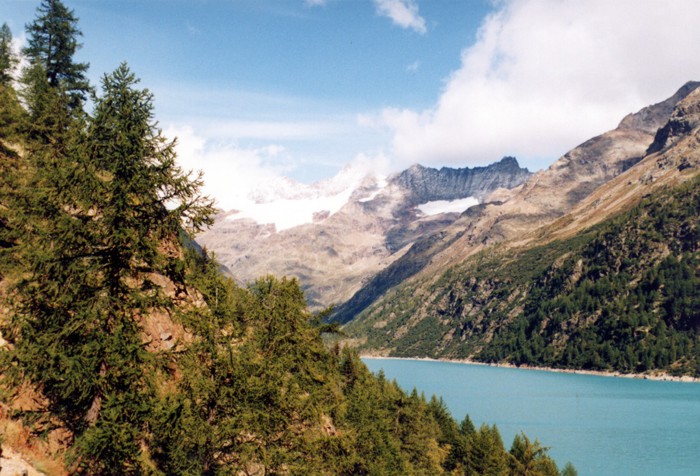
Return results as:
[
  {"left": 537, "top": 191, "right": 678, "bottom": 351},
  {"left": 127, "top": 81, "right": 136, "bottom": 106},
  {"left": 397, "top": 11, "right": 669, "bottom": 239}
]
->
[{"left": 4, "top": 0, "right": 700, "bottom": 210}]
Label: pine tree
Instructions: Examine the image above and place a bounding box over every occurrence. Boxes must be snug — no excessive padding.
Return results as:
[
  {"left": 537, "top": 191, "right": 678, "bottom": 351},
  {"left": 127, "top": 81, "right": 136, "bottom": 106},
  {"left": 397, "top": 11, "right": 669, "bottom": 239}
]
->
[
  {"left": 0, "top": 84, "right": 24, "bottom": 145},
  {"left": 467, "top": 424, "right": 509, "bottom": 476},
  {"left": 560, "top": 461, "right": 578, "bottom": 476},
  {"left": 428, "top": 395, "right": 467, "bottom": 471},
  {"left": 0, "top": 88, "right": 25, "bottom": 272},
  {"left": 0, "top": 22, "right": 23, "bottom": 143},
  {"left": 1, "top": 63, "right": 214, "bottom": 475},
  {"left": 0, "top": 22, "right": 24, "bottom": 144},
  {"left": 0, "top": 23, "right": 18, "bottom": 87},
  {"left": 23, "top": 0, "right": 90, "bottom": 108},
  {"left": 509, "top": 432, "right": 559, "bottom": 476},
  {"left": 460, "top": 414, "right": 476, "bottom": 436},
  {"left": 0, "top": 23, "right": 26, "bottom": 276}
]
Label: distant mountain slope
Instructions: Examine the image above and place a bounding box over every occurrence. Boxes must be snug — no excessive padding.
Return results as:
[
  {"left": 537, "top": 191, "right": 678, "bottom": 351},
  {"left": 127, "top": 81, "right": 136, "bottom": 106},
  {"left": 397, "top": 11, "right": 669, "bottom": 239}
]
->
[
  {"left": 333, "top": 81, "right": 700, "bottom": 324},
  {"left": 343, "top": 85, "right": 700, "bottom": 377},
  {"left": 196, "top": 157, "right": 531, "bottom": 309}
]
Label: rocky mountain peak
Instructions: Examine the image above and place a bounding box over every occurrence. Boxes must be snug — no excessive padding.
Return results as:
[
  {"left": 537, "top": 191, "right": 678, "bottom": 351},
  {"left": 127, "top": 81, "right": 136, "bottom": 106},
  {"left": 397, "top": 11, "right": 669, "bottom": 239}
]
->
[
  {"left": 391, "top": 156, "right": 531, "bottom": 205},
  {"left": 618, "top": 81, "right": 700, "bottom": 134}
]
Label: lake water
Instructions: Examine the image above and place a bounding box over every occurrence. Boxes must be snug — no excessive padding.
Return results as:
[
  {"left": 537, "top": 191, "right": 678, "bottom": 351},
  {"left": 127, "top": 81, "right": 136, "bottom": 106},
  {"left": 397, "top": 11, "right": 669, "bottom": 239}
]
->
[{"left": 362, "top": 358, "right": 700, "bottom": 476}]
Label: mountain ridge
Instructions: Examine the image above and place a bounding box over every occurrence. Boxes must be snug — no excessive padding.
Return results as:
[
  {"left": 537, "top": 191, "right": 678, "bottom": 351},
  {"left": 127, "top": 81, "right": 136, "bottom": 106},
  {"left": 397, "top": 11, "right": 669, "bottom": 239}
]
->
[
  {"left": 341, "top": 82, "right": 700, "bottom": 377},
  {"left": 329, "top": 82, "right": 700, "bottom": 324},
  {"left": 393, "top": 156, "right": 530, "bottom": 205}
]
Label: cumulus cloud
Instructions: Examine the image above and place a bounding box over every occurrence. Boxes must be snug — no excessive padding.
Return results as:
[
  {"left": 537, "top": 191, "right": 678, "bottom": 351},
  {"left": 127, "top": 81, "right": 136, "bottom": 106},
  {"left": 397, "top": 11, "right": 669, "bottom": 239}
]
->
[
  {"left": 168, "top": 124, "right": 395, "bottom": 231},
  {"left": 9, "top": 31, "right": 27, "bottom": 78},
  {"left": 373, "top": 0, "right": 426, "bottom": 34},
  {"left": 381, "top": 0, "right": 700, "bottom": 170},
  {"left": 167, "top": 125, "right": 296, "bottom": 211}
]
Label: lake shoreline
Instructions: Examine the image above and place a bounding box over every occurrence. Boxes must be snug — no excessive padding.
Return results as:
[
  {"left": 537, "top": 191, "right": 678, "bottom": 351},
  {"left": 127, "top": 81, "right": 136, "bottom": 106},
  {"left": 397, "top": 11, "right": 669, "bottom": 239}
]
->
[{"left": 360, "top": 354, "right": 700, "bottom": 383}]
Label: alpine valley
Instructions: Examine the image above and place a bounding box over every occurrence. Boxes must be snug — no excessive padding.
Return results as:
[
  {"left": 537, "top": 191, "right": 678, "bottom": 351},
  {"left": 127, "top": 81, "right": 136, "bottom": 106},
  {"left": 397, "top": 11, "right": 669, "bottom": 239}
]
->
[
  {"left": 199, "top": 81, "right": 700, "bottom": 378},
  {"left": 0, "top": 3, "right": 577, "bottom": 474},
  {"left": 2, "top": 2, "right": 699, "bottom": 475}
]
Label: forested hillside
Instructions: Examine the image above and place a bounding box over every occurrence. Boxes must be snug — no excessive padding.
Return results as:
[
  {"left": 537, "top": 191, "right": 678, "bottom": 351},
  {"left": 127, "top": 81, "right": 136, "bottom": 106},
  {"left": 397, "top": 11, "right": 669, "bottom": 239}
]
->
[
  {"left": 347, "top": 167, "right": 699, "bottom": 377},
  {"left": 0, "top": 2, "right": 572, "bottom": 474}
]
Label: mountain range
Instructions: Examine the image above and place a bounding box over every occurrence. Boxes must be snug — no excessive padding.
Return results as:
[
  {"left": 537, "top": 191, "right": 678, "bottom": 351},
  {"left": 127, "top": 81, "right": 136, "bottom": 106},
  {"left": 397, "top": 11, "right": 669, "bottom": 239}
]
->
[
  {"left": 196, "top": 156, "right": 531, "bottom": 310},
  {"left": 342, "top": 82, "right": 700, "bottom": 377},
  {"left": 197, "top": 81, "right": 700, "bottom": 377}
]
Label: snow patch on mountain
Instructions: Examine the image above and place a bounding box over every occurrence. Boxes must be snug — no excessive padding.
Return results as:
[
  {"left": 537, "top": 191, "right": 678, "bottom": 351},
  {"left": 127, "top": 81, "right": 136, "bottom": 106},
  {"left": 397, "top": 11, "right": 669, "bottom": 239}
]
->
[
  {"left": 416, "top": 197, "right": 479, "bottom": 216},
  {"left": 225, "top": 163, "right": 386, "bottom": 232}
]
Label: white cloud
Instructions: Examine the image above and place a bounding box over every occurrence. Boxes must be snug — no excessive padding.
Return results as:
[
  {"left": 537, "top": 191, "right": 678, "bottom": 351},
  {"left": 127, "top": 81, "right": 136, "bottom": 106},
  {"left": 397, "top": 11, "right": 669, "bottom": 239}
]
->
[
  {"left": 169, "top": 124, "right": 393, "bottom": 230},
  {"left": 344, "top": 151, "right": 392, "bottom": 182},
  {"left": 10, "top": 31, "right": 27, "bottom": 78},
  {"left": 168, "top": 123, "right": 389, "bottom": 212},
  {"left": 227, "top": 152, "right": 391, "bottom": 231},
  {"left": 373, "top": 0, "right": 427, "bottom": 34},
  {"left": 304, "top": 0, "right": 327, "bottom": 6},
  {"left": 381, "top": 0, "right": 700, "bottom": 170},
  {"left": 168, "top": 125, "right": 294, "bottom": 211}
]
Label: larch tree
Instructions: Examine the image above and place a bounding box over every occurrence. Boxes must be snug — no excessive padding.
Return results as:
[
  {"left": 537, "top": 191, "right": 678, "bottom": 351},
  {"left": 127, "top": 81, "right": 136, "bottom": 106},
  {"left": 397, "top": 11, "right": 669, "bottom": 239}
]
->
[
  {"left": 509, "top": 433, "right": 559, "bottom": 476},
  {"left": 0, "top": 23, "right": 18, "bottom": 87},
  {"left": 1, "top": 63, "right": 214, "bottom": 475},
  {"left": 467, "top": 424, "right": 509, "bottom": 476},
  {"left": 0, "top": 23, "right": 23, "bottom": 143},
  {"left": 23, "top": 0, "right": 90, "bottom": 109},
  {"left": 0, "top": 23, "right": 26, "bottom": 277}
]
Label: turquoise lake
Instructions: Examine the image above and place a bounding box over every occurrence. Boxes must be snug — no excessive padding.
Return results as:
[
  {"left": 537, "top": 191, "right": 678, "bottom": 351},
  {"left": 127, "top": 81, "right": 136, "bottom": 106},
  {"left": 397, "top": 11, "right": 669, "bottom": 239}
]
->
[{"left": 362, "top": 358, "right": 700, "bottom": 476}]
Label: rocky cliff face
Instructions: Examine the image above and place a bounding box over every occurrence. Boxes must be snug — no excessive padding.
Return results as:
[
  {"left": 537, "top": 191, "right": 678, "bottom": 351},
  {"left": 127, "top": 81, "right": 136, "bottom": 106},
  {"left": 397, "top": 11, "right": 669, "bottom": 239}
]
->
[
  {"left": 646, "top": 82, "right": 700, "bottom": 154},
  {"left": 618, "top": 81, "right": 700, "bottom": 134},
  {"left": 444, "top": 81, "right": 700, "bottom": 249},
  {"left": 392, "top": 157, "right": 531, "bottom": 205},
  {"left": 199, "top": 83, "right": 700, "bottom": 320}
]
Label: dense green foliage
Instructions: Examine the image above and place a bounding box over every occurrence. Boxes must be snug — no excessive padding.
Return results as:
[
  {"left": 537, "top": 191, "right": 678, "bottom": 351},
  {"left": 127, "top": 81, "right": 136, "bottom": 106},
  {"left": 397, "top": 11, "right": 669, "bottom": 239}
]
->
[
  {"left": 2, "top": 62, "right": 214, "bottom": 473},
  {"left": 151, "top": 251, "right": 570, "bottom": 475},
  {"left": 347, "top": 177, "right": 700, "bottom": 377},
  {"left": 147, "top": 252, "right": 570, "bottom": 475},
  {"left": 0, "top": 3, "right": 572, "bottom": 474},
  {"left": 0, "top": 23, "right": 28, "bottom": 272}
]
